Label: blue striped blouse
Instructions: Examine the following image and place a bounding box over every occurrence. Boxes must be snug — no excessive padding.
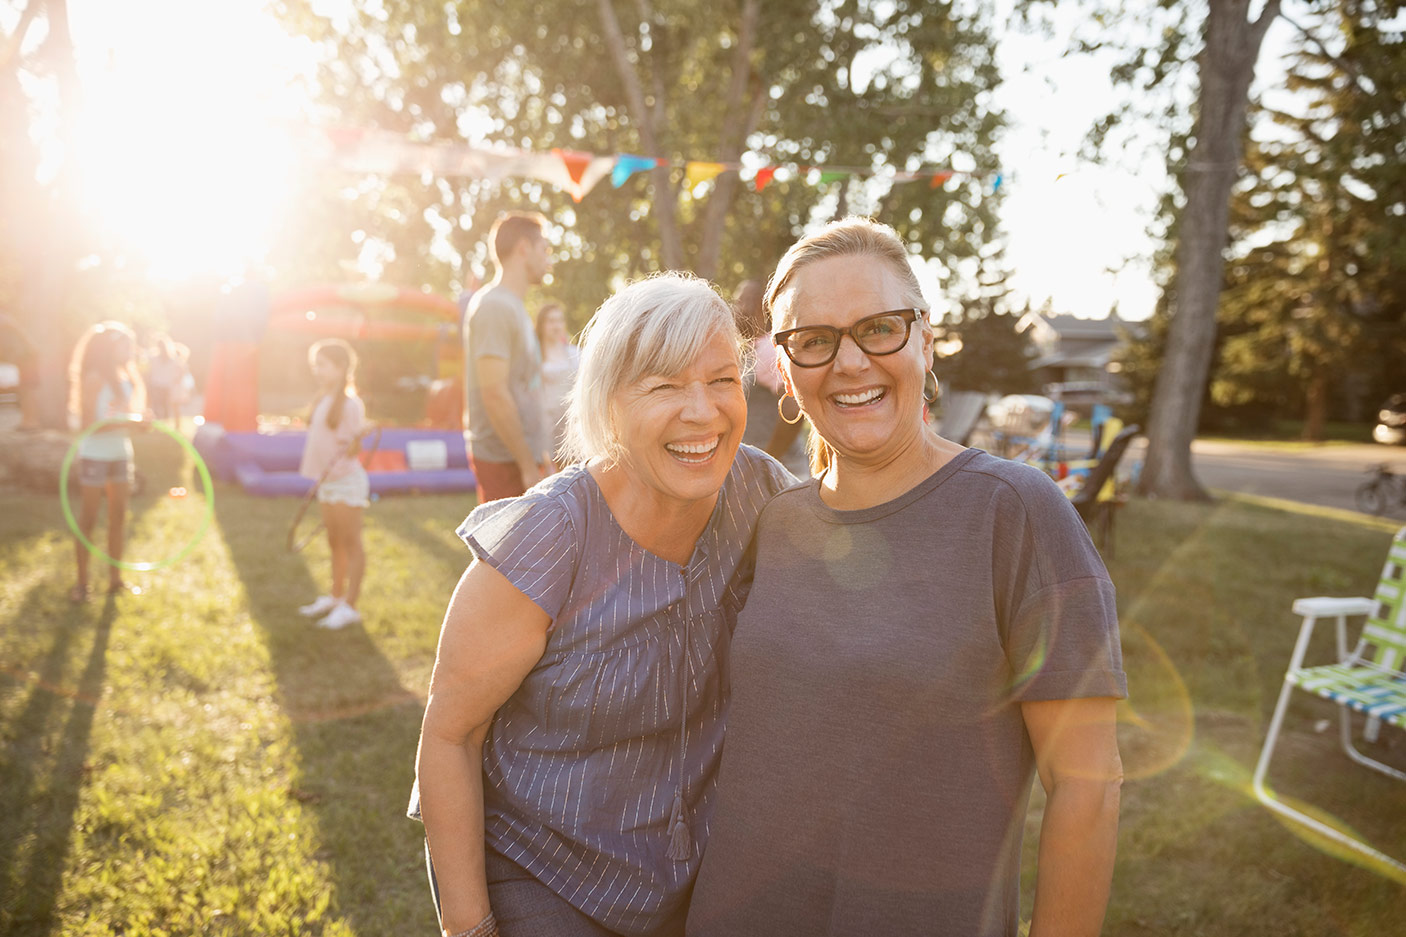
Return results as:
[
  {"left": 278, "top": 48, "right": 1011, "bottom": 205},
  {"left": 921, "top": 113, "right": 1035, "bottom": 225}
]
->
[{"left": 425, "top": 445, "right": 792, "bottom": 935}]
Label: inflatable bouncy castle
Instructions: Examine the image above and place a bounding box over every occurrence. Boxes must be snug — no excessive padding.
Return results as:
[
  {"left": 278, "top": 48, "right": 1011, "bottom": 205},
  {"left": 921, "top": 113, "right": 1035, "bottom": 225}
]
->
[{"left": 196, "top": 282, "right": 476, "bottom": 496}]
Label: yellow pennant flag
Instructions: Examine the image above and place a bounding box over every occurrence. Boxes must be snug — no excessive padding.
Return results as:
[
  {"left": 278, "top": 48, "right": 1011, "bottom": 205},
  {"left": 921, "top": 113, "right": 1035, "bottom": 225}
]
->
[{"left": 685, "top": 161, "right": 727, "bottom": 189}]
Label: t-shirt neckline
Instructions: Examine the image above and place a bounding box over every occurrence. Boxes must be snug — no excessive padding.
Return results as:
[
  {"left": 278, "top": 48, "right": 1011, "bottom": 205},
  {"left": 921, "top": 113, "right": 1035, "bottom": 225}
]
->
[{"left": 806, "top": 447, "right": 982, "bottom": 525}]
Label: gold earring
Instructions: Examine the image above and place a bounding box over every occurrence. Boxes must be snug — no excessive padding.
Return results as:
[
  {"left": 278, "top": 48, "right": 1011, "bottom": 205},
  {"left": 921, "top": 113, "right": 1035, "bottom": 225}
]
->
[
  {"left": 923, "top": 369, "right": 939, "bottom": 403},
  {"left": 777, "top": 393, "right": 804, "bottom": 425}
]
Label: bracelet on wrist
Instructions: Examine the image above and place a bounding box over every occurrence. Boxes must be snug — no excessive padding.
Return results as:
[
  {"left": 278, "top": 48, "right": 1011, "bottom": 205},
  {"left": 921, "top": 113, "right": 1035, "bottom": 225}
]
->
[{"left": 447, "top": 911, "right": 498, "bottom": 937}]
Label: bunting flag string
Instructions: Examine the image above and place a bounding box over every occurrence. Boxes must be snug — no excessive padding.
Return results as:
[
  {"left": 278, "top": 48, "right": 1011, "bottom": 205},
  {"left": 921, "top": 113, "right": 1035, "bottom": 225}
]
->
[{"left": 312, "top": 127, "right": 1006, "bottom": 202}]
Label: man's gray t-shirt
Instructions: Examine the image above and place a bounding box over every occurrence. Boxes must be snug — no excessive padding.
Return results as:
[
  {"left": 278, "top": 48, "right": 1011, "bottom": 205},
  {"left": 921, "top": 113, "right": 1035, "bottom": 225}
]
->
[
  {"left": 463, "top": 284, "right": 547, "bottom": 463},
  {"left": 687, "top": 448, "right": 1127, "bottom": 937}
]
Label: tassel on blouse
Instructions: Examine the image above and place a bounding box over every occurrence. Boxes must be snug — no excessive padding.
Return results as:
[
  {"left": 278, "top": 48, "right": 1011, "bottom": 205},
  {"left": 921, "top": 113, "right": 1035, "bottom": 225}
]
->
[
  {"left": 667, "top": 600, "right": 694, "bottom": 861},
  {"left": 666, "top": 790, "right": 693, "bottom": 860}
]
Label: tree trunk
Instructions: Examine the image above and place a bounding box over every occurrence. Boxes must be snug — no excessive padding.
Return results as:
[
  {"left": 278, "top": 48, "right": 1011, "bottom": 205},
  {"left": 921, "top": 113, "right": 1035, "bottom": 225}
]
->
[
  {"left": 595, "top": 0, "right": 685, "bottom": 270},
  {"left": 9, "top": 0, "right": 81, "bottom": 429},
  {"left": 1302, "top": 371, "right": 1328, "bottom": 442},
  {"left": 1140, "top": 0, "right": 1281, "bottom": 498},
  {"left": 695, "top": 0, "right": 761, "bottom": 281}
]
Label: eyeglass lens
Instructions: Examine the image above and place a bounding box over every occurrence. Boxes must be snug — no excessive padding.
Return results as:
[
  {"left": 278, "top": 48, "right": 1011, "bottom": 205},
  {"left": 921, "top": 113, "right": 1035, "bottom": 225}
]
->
[{"left": 780, "top": 311, "right": 916, "bottom": 366}]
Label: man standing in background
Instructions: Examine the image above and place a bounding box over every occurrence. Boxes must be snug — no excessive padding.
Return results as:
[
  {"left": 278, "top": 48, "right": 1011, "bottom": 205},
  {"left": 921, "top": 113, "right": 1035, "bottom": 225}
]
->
[{"left": 462, "top": 211, "right": 554, "bottom": 503}]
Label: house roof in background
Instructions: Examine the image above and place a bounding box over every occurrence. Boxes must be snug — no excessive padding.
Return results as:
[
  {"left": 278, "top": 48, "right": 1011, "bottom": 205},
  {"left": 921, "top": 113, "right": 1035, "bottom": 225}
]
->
[{"left": 1016, "top": 309, "right": 1146, "bottom": 345}]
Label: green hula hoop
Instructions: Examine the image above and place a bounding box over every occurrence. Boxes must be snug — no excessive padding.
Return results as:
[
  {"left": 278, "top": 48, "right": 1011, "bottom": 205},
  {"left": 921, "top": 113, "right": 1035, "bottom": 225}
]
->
[{"left": 60, "top": 417, "right": 216, "bottom": 572}]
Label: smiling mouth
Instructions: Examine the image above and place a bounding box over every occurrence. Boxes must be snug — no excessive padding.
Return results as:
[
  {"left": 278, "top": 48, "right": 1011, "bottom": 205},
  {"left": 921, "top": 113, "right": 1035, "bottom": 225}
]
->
[
  {"left": 832, "top": 388, "right": 886, "bottom": 408},
  {"left": 665, "top": 436, "right": 721, "bottom": 464}
]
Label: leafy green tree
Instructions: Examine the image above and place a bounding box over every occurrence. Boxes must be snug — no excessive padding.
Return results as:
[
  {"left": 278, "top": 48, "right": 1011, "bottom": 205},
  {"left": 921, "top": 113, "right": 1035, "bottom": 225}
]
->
[
  {"left": 1032, "top": 0, "right": 1286, "bottom": 495},
  {"left": 273, "top": 0, "right": 1007, "bottom": 316},
  {"left": 1214, "top": 0, "right": 1406, "bottom": 439},
  {"left": 1048, "top": 0, "right": 1406, "bottom": 487},
  {"left": 933, "top": 286, "right": 1038, "bottom": 396}
]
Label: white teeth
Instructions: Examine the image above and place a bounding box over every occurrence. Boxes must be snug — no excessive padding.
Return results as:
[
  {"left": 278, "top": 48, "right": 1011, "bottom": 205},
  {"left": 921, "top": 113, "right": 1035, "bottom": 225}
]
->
[
  {"left": 834, "top": 389, "right": 884, "bottom": 405},
  {"left": 666, "top": 438, "right": 719, "bottom": 456}
]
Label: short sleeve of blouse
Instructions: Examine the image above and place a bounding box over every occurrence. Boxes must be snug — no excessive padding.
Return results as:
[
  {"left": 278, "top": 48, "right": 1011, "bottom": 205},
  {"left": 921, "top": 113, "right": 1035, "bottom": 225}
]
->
[
  {"left": 996, "top": 466, "right": 1127, "bottom": 703},
  {"left": 457, "top": 494, "right": 580, "bottom": 623}
]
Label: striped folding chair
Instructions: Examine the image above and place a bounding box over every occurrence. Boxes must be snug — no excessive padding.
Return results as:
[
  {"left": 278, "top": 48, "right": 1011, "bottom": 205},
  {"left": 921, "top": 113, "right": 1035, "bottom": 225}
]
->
[{"left": 1252, "top": 526, "right": 1406, "bottom": 874}]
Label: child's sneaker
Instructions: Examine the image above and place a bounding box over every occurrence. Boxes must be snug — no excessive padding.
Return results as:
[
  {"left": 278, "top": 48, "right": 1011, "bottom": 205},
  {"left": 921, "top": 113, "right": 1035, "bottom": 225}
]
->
[
  {"left": 317, "top": 602, "right": 362, "bottom": 630},
  {"left": 299, "top": 595, "right": 338, "bottom": 617}
]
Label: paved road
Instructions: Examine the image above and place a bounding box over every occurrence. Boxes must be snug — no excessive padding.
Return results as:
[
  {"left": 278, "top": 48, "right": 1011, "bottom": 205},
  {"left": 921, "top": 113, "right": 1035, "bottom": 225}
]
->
[{"left": 1184, "top": 440, "right": 1406, "bottom": 522}]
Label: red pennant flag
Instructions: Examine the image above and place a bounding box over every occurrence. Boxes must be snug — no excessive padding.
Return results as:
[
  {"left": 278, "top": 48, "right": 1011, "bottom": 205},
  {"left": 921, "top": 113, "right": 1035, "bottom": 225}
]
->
[
  {"left": 553, "top": 148, "right": 594, "bottom": 186},
  {"left": 929, "top": 170, "right": 954, "bottom": 188},
  {"left": 754, "top": 166, "right": 777, "bottom": 192}
]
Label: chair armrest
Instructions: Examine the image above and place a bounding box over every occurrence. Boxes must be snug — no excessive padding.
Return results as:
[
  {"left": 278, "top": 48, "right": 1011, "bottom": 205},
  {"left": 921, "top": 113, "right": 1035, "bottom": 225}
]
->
[
  {"left": 1290, "top": 597, "right": 1376, "bottom": 617},
  {"left": 1289, "top": 596, "right": 1375, "bottom": 667}
]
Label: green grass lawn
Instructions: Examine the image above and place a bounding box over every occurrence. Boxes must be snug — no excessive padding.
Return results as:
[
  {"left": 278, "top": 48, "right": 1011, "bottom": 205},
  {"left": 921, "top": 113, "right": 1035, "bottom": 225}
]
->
[{"left": 2, "top": 437, "right": 1404, "bottom": 935}]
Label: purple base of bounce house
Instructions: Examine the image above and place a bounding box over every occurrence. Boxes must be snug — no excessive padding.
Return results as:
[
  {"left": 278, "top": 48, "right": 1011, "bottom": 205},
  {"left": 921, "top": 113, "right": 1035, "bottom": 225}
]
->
[{"left": 194, "top": 424, "right": 476, "bottom": 496}]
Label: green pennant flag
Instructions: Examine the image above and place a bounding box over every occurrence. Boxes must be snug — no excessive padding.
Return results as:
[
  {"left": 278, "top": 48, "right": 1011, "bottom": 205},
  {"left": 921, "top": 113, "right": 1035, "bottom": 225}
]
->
[{"left": 817, "top": 170, "right": 848, "bottom": 185}]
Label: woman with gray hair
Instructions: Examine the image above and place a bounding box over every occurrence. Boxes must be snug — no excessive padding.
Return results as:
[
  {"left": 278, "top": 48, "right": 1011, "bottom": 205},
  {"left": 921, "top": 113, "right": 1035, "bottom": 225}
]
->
[{"left": 411, "top": 272, "right": 794, "bottom": 937}]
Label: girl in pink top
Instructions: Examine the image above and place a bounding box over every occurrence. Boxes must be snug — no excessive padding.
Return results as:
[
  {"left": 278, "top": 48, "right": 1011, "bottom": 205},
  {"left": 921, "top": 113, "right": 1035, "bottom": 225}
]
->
[{"left": 296, "top": 339, "right": 368, "bottom": 630}]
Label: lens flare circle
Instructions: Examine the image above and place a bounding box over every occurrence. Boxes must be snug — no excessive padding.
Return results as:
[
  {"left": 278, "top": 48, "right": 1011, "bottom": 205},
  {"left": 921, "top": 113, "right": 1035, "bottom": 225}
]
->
[{"left": 60, "top": 418, "right": 215, "bottom": 571}]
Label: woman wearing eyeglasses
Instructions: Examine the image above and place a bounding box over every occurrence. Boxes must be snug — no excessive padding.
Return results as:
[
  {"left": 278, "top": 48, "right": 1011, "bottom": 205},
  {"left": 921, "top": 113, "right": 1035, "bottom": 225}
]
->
[{"left": 687, "top": 218, "right": 1126, "bottom": 937}]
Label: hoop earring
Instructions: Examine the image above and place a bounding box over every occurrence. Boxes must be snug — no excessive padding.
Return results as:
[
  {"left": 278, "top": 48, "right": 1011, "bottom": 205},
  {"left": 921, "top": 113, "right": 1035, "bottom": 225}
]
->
[
  {"left": 923, "top": 369, "right": 939, "bottom": 403},
  {"left": 777, "top": 393, "right": 804, "bottom": 425}
]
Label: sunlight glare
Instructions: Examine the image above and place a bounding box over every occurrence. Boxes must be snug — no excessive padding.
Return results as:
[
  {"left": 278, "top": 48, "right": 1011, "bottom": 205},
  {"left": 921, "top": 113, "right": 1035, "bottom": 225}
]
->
[{"left": 69, "top": 1, "right": 315, "bottom": 280}]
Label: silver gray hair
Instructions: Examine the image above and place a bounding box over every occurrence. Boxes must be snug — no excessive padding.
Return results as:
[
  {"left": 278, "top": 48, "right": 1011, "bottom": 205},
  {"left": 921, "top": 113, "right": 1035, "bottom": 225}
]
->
[{"left": 560, "top": 272, "right": 744, "bottom": 466}]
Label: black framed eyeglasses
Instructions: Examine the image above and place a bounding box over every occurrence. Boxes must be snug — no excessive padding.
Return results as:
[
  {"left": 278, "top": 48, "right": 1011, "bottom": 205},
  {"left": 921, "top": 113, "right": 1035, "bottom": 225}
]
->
[{"left": 772, "top": 309, "right": 926, "bottom": 368}]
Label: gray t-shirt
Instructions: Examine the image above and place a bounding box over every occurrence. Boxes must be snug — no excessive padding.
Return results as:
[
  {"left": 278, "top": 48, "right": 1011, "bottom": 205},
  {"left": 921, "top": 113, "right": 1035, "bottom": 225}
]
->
[
  {"left": 687, "top": 448, "right": 1126, "bottom": 937},
  {"left": 463, "top": 284, "right": 547, "bottom": 463}
]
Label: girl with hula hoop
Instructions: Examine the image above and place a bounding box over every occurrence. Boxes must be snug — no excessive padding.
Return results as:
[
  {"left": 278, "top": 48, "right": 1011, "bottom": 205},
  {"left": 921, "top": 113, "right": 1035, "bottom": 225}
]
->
[
  {"left": 68, "top": 321, "right": 148, "bottom": 602},
  {"left": 297, "top": 339, "right": 369, "bottom": 630}
]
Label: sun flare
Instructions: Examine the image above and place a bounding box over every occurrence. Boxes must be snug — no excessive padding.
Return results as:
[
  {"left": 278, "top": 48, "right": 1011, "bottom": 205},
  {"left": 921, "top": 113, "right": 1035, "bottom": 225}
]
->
[{"left": 68, "top": 0, "right": 316, "bottom": 279}]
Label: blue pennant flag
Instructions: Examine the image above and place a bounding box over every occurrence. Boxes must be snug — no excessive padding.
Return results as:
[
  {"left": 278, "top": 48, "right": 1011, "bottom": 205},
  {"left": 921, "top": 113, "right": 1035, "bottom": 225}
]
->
[{"left": 612, "top": 154, "right": 658, "bottom": 188}]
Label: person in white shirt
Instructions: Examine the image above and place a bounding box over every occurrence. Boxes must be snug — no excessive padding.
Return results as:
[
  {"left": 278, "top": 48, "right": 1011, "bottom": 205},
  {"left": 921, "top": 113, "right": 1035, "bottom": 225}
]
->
[{"left": 535, "top": 302, "right": 579, "bottom": 468}]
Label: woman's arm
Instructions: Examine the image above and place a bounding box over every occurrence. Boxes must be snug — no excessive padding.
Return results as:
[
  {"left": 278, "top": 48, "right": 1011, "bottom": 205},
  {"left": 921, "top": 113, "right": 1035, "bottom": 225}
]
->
[
  {"left": 1021, "top": 696, "right": 1123, "bottom": 937},
  {"left": 417, "top": 560, "right": 551, "bottom": 935}
]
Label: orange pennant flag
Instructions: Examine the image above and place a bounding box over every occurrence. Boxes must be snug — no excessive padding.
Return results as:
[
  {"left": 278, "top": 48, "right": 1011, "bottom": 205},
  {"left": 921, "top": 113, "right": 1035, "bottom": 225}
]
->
[
  {"left": 754, "top": 166, "right": 777, "bottom": 192},
  {"left": 553, "top": 148, "right": 594, "bottom": 186},
  {"left": 685, "top": 161, "right": 727, "bottom": 189},
  {"left": 929, "top": 170, "right": 954, "bottom": 188}
]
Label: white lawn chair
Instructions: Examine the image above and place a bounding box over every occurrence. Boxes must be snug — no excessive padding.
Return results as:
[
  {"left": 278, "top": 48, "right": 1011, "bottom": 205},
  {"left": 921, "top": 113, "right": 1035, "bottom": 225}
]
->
[{"left": 1252, "top": 526, "right": 1406, "bottom": 874}]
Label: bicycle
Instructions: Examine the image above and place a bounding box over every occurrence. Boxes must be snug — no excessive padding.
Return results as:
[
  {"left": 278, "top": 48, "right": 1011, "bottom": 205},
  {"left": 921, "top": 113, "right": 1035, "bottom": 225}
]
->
[{"left": 1355, "top": 463, "right": 1406, "bottom": 515}]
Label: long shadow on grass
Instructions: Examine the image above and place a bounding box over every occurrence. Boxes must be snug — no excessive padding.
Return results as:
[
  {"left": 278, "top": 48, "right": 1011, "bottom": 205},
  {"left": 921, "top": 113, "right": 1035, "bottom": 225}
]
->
[
  {"left": 214, "top": 494, "right": 435, "bottom": 934},
  {"left": 0, "top": 588, "right": 116, "bottom": 936},
  {"left": 371, "top": 496, "right": 476, "bottom": 572}
]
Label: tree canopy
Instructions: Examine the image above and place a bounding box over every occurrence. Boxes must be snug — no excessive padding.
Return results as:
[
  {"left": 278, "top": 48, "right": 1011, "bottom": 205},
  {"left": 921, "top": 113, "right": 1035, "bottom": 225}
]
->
[
  {"left": 272, "top": 0, "right": 1008, "bottom": 320},
  {"left": 1111, "top": 0, "right": 1405, "bottom": 440},
  {"left": 932, "top": 283, "right": 1039, "bottom": 396},
  {"left": 1214, "top": 0, "right": 1406, "bottom": 437}
]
